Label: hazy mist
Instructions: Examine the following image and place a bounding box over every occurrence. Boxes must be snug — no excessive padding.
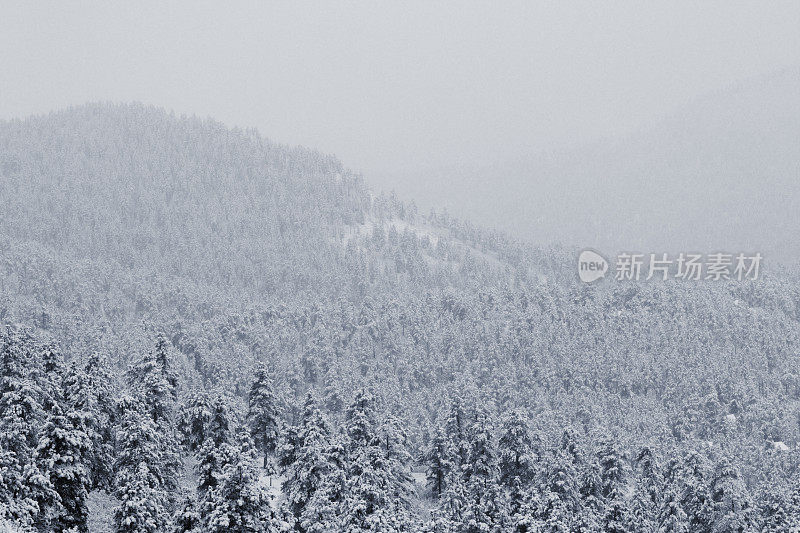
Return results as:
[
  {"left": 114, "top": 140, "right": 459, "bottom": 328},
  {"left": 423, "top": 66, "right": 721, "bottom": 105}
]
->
[{"left": 2, "top": 1, "right": 798, "bottom": 260}]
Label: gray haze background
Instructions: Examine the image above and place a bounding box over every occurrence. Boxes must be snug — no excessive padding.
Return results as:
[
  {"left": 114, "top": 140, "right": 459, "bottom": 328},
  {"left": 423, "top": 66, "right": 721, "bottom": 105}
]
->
[{"left": 2, "top": 1, "right": 799, "bottom": 261}]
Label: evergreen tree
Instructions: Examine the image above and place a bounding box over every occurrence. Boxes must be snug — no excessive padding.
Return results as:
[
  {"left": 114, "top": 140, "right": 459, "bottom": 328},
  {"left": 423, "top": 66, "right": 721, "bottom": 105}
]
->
[
  {"left": 759, "top": 483, "right": 795, "bottom": 533},
  {"left": 673, "top": 450, "right": 714, "bottom": 533},
  {"left": 438, "top": 467, "right": 468, "bottom": 530},
  {"left": 597, "top": 438, "right": 627, "bottom": 501},
  {"left": 39, "top": 342, "right": 65, "bottom": 409},
  {"left": 179, "top": 392, "right": 233, "bottom": 450},
  {"left": 63, "top": 359, "right": 116, "bottom": 496},
  {"left": 658, "top": 487, "right": 689, "bottom": 533},
  {"left": 459, "top": 411, "right": 508, "bottom": 533},
  {"left": 602, "top": 493, "right": 632, "bottom": 533},
  {"left": 114, "top": 463, "right": 167, "bottom": 533},
  {"left": 84, "top": 351, "right": 117, "bottom": 408},
  {"left": 192, "top": 393, "right": 235, "bottom": 500},
  {"left": 628, "top": 447, "right": 661, "bottom": 530},
  {"left": 538, "top": 429, "right": 583, "bottom": 532},
  {"left": 0, "top": 326, "right": 58, "bottom": 528},
  {"left": 340, "top": 389, "right": 413, "bottom": 531},
  {"left": 203, "top": 431, "right": 275, "bottom": 533},
  {"left": 421, "top": 508, "right": 457, "bottom": 533},
  {"left": 36, "top": 394, "right": 92, "bottom": 532},
  {"left": 127, "top": 334, "right": 178, "bottom": 426},
  {"left": 498, "top": 409, "right": 537, "bottom": 488},
  {"left": 379, "top": 412, "right": 416, "bottom": 514},
  {"left": 628, "top": 486, "right": 658, "bottom": 533},
  {"left": 709, "top": 457, "right": 753, "bottom": 533},
  {"left": 208, "top": 394, "right": 234, "bottom": 447},
  {"left": 508, "top": 485, "right": 542, "bottom": 533},
  {"left": 172, "top": 494, "right": 201, "bottom": 533},
  {"left": 113, "top": 398, "right": 170, "bottom": 533},
  {"left": 177, "top": 392, "right": 214, "bottom": 453},
  {"left": 278, "top": 423, "right": 301, "bottom": 472},
  {"left": 282, "top": 393, "right": 333, "bottom": 529},
  {"left": 498, "top": 409, "right": 537, "bottom": 518},
  {"left": 247, "top": 363, "right": 281, "bottom": 468},
  {"left": 422, "top": 425, "right": 453, "bottom": 499},
  {"left": 636, "top": 447, "right": 663, "bottom": 506},
  {"left": 196, "top": 438, "right": 233, "bottom": 498},
  {"left": 82, "top": 351, "right": 118, "bottom": 492},
  {"left": 444, "top": 397, "right": 470, "bottom": 471},
  {"left": 300, "top": 436, "right": 347, "bottom": 533},
  {"left": 125, "top": 338, "right": 182, "bottom": 505}
]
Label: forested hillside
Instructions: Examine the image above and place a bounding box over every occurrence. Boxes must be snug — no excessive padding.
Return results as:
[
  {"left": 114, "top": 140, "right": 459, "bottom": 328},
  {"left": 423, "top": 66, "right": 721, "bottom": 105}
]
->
[{"left": 2, "top": 104, "right": 800, "bottom": 531}]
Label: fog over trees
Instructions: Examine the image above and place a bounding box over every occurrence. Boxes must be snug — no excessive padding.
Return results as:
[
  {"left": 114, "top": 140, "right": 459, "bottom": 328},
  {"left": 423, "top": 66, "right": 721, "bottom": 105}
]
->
[
  {"left": 381, "top": 68, "right": 800, "bottom": 263},
  {"left": 0, "top": 103, "right": 798, "bottom": 531},
  {"left": 1, "top": 3, "right": 799, "bottom": 532}
]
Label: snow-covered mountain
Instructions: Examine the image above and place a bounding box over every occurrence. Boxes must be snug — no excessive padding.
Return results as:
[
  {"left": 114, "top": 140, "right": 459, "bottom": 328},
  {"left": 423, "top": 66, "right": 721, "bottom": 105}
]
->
[{"left": 2, "top": 102, "right": 800, "bottom": 531}]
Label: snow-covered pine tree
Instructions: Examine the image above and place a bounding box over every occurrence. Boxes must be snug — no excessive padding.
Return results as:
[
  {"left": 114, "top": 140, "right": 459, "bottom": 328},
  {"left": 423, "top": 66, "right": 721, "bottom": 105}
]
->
[
  {"left": 459, "top": 410, "right": 509, "bottom": 533},
  {"left": 602, "top": 496, "right": 633, "bottom": 533},
  {"left": 0, "top": 326, "right": 58, "bottom": 528},
  {"left": 765, "top": 477, "right": 800, "bottom": 531},
  {"left": 154, "top": 334, "right": 179, "bottom": 399},
  {"left": 208, "top": 394, "right": 234, "bottom": 446},
  {"left": 84, "top": 351, "right": 117, "bottom": 408},
  {"left": 282, "top": 393, "right": 333, "bottom": 528},
  {"left": 628, "top": 446, "right": 661, "bottom": 530},
  {"left": 597, "top": 438, "right": 627, "bottom": 501},
  {"left": 125, "top": 337, "right": 183, "bottom": 505},
  {"left": 788, "top": 478, "right": 800, "bottom": 528},
  {"left": 340, "top": 389, "right": 414, "bottom": 531},
  {"left": 196, "top": 438, "right": 232, "bottom": 498},
  {"left": 672, "top": 450, "right": 714, "bottom": 533},
  {"left": 636, "top": 447, "right": 663, "bottom": 506},
  {"left": 62, "top": 360, "right": 115, "bottom": 493},
  {"left": 443, "top": 397, "right": 470, "bottom": 473},
  {"left": 247, "top": 363, "right": 281, "bottom": 469},
  {"left": 422, "top": 425, "right": 452, "bottom": 500},
  {"left": 114, "top": 463, "right": 167, "bottom": 533},
  {"left": 127, "top": 334, "right": 178, "bottom": 426},
  {"left": 194, "top": 394, "right": 235, "bottom": 498},
  {"left": 378, "top": 412, "right": 416, "bottom": 516},
  {"left": 628, "top": 484, "right": 658, "bottom": 532},
  {"left": 177, "top": 392, "right": 214, "bottom": 453},
  {"left": 36, "top": 397, "right": 93, "bottom": 532},
  {"left": 538, "top": 429, "right": 583, "bottom": 532},
  {"left": 438, "top": 466, "right": 468, "bottom": 530},
  {"left": 82, "top": 351, "right": 118, "bottom": 492},
  {"left": 498, "top": 409, "right": 537, "bottom": 488},
  {"left": 657, "top": 487, "right": 689, "bottom": 533},
  {"left": 709, "top": 457, "right": 753, "bottom": 533},
  {"left": 113, "top": 397, "right": 170, "bottom": 533},
  {"left": 498, "top": 408, "right": 537, "bottom": 521},
  {"left": 420, "top": 508, "right": 456, "bottom": 533},
  {"left": 508, "top": 483, "right": 543, "bottom": 533},
  {"left": 592, "top": 438, "right": 632, "bottom": 532},
  {"left": 203, "top": 430, "right": 276, "bottom": 533},
  {"left": 39, "top": 342, "right": 65, "bottom": 409},
  {"left": 300, "top": 436, "right": 348, "bottom": 533},
  {"left": 172, "top": 493, "right": 201, "bottom": 533},
  {"left": 278, "top": 422, "right": 300, "bottom": 472}
]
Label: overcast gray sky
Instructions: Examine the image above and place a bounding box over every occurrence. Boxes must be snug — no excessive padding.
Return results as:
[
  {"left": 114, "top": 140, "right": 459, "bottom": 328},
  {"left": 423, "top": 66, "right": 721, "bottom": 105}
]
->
[{"left": 2, "top": 1, "right": 798, "bottom": 180}]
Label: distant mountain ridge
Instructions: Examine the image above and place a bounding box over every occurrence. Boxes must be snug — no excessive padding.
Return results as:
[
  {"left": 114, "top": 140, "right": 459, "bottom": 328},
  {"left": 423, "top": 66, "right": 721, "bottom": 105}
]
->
[{"left": 385, "top": 67, "right": 800, "bottom": 264}]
